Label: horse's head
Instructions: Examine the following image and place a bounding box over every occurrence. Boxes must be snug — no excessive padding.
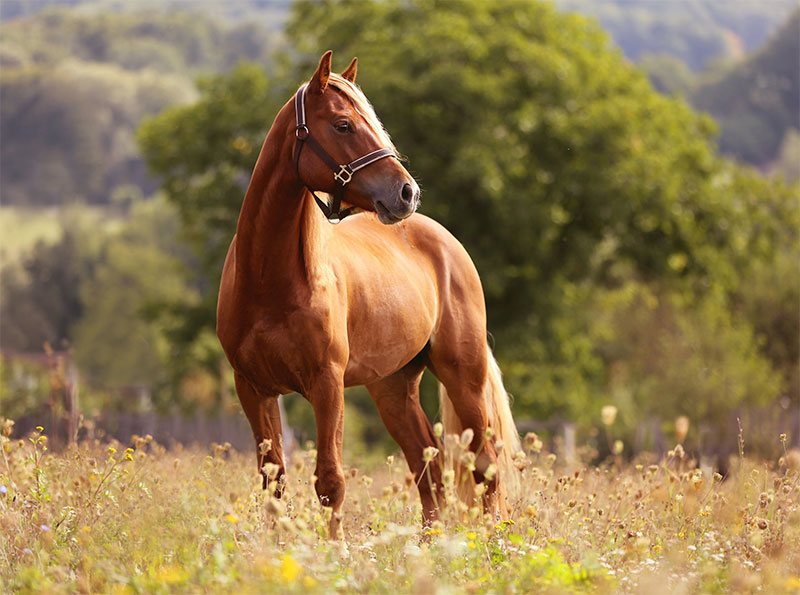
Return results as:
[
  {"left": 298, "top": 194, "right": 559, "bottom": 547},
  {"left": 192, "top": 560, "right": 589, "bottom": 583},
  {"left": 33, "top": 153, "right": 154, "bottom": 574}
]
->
[{"left": 294, "top": 51, "right": 420, "bottom": 224}]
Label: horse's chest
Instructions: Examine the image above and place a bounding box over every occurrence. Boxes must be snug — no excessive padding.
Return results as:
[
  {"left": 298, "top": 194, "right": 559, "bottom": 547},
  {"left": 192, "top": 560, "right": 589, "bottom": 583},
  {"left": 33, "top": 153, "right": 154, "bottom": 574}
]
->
[{"left": 233, "top": 306, "right": 339, "bottom": 394}]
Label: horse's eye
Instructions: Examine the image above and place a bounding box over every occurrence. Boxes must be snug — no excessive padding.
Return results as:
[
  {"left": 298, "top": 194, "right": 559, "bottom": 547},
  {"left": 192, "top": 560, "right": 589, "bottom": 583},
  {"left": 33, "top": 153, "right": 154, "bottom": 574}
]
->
[{"left": 334, "top": 121, "right": 351, "bottom": 133}]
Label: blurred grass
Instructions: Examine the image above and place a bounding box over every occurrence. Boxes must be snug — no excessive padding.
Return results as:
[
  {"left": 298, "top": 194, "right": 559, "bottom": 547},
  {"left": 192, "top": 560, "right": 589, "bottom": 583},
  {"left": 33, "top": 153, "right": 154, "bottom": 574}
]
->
[{"left": 1, "top": 420, "right": 798, "bottom": 593}]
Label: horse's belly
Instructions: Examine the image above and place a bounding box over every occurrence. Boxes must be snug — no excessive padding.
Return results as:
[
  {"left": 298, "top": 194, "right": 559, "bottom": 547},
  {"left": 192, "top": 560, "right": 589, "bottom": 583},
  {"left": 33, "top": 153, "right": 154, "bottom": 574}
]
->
[{"left": 343, "top": 285, "right": 435, "bottom": 386}]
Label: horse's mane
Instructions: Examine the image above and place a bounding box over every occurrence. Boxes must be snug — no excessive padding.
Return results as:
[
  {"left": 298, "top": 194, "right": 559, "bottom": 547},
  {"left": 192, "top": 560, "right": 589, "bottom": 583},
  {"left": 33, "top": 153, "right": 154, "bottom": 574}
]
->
[{"left": 324, "top": 73, "right": 399, "bottom": 158}]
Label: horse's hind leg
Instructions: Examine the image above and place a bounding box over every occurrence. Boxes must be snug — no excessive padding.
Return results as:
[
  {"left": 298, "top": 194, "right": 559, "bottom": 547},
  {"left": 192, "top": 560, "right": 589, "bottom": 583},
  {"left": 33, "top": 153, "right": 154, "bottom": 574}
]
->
[
  {"left": 366, "top": 359, "right": 442, "bottom": 525},
  {"left": 427, "top": 334, "right": 500, "bottom": 510},
  {"left": 234, "top": 373, "right": 285, "bottom": 496}
]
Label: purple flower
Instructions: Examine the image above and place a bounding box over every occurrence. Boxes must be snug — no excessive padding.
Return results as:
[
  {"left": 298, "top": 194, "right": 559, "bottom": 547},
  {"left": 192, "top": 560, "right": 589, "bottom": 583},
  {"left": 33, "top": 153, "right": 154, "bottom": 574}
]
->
[
  {"left": 23, "top": 548, "right": 32, "bottom": 555},
  {"left": 0, "top": 485, "right": 7, "bottom": 495},
  {"left": 40, "top": 525, "right": 50, "bottom": 532}
]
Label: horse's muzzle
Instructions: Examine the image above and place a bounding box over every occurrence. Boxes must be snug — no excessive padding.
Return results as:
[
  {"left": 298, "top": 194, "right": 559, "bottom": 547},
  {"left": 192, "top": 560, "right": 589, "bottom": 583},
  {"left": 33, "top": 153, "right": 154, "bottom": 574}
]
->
[{"left": 374, "top": 180, "right": 420, "bottom": 224}]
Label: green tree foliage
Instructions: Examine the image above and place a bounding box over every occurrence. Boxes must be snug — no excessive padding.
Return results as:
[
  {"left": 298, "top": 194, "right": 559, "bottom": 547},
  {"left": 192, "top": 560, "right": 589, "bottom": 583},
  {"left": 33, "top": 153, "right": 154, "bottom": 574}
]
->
[
  {"left": 137, "top": 63, "right": 285, "bottom": 351},
  {"left": 135, "top": 0, "right": 797, "bottom": 447},
  {"left": 287, "top": 0, "right": 726, "bottom": 345},
  {"left": 0, "top": 228, "right": 87, "bottom": 353},
  {"left": 71, "top": 198, "right": 193, "bottom": 394}
]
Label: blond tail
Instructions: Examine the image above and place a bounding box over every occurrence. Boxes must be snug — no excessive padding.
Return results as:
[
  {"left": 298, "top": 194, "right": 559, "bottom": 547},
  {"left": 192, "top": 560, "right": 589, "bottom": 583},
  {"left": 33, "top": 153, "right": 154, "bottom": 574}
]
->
[{"left": 439, "top": 346, "right": 521, "bottom": 508}]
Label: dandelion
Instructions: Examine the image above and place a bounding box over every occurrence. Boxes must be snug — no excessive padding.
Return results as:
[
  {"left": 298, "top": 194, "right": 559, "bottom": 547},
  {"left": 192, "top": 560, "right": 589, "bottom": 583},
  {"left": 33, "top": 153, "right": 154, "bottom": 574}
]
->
[
  {"left": 224, "top": 513, "right": 239, "bottom": 525},
  {"left": 386, "top": 455, "right": 394, "bottom": 466},
  {"left": 280, "top": 554, "right": 303, "bottom": 583},
  {"left": 302, "top": 576, "right": 318, "bottom": 589},
  {"left": 467, "top": 531, "right": 477, "bottom": 540},
  {"left": 613, "top": 440, "right": 624, "bottom": 455},
  {"left": 433, "top": 422, "right": 443, "bottom": 437},
  {"left": 601, "top": 405, "right": 618, "bottom": 426},
  {"left": 484, "top": 427, "right": 494, "bottom": 440},
  {"left": 107, "top": 447, "right": 117, "bottom": 455}
]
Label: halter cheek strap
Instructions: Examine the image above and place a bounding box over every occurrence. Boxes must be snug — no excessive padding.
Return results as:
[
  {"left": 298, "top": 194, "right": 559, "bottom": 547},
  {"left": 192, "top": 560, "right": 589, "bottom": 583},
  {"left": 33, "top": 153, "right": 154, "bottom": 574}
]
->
[{"left": 293, "top": 83, "right": 396, "bottom": 223}]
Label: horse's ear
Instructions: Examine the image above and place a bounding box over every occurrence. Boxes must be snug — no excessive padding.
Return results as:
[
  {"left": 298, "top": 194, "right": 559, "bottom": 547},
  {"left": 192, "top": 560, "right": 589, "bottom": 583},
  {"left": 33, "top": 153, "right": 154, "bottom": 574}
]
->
[
  {"left": 341, "top": 57, "right": 358, "bottom": 83},
  {"left": 309, "top": 50, "right": 332, "bottom": 94}
]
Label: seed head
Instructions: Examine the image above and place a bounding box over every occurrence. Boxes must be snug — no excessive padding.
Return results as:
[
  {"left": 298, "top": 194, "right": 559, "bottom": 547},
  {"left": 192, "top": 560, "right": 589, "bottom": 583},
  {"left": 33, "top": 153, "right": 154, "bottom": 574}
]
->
[
  {"left": 601, "top": 405, "right": 618, "bottom": 426},
  {"left": 422, "top": 446, "right": 439, "bottom": 463},
  {"left": 460, "top": 429, "right": 474, "bottom": 448}
]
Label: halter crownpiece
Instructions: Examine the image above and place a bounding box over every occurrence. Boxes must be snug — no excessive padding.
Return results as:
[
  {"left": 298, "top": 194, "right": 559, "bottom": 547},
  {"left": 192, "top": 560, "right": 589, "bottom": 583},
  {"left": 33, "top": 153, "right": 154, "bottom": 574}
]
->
[{"left": 293, "top": 83, "right": 396, "bottom": 222}]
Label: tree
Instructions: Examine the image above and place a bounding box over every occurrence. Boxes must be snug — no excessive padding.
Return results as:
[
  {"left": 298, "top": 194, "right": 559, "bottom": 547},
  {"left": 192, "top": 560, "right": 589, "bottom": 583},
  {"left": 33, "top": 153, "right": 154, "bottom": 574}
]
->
[
  {"left": 0, "top": 229, "right": 86, "bottom": 353},
  {"left": 286, "top": 1, "right": 732, "bottom": 360},
  {"left": 138, "top": 0, "right": 795, "bottom": 444},
  {"left": 137, "top": 63, "right": 286, "bottom": 354},
  {"left": 71, "top": 198, "right": 194, "bottom": 400}
]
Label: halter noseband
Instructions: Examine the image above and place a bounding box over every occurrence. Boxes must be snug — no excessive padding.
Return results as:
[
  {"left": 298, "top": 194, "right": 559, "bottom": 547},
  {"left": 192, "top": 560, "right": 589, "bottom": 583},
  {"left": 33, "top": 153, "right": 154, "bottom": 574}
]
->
[{"left": 293, "top": 83, "right": 396, "bottom": 223}]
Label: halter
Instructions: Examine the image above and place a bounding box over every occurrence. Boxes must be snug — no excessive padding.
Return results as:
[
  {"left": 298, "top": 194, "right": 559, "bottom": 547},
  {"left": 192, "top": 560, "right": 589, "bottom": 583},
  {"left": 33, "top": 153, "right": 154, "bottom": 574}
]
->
[{"left": 293, "top": 83, "right": 396, "bottom": 223}]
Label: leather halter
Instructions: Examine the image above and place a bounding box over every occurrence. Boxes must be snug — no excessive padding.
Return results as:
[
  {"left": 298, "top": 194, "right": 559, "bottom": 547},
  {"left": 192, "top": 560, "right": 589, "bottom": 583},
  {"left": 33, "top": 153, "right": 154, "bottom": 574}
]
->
[{"left": 293, "top": 83, "right": 396, "bottom": 223}]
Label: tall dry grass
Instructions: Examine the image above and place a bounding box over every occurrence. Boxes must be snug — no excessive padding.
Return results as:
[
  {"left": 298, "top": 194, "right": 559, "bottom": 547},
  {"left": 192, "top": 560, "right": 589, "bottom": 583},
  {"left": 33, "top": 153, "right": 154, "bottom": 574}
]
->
[{"left": 1, "top": 418, "right": 798, "bottom": 593}]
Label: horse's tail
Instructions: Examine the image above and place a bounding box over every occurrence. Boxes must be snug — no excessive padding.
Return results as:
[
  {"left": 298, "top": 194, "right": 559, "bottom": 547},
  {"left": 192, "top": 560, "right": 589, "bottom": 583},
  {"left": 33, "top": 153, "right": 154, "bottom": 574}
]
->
[{"left": 440, "top": 345, "right": 521, "bottom": 511}]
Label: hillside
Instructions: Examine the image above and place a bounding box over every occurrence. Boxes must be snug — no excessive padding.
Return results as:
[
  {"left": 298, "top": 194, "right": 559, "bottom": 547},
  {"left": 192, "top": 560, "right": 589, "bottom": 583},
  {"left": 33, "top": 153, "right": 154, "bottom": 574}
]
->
[
  {"left": 0, "top": 9, "right": 275, "bottom": 206},
  {"left": 556, "top": 0, "right": 796, "bottom": 69},
  {"left": 690, "top": 10, "right": 800, "bottom": 167}
]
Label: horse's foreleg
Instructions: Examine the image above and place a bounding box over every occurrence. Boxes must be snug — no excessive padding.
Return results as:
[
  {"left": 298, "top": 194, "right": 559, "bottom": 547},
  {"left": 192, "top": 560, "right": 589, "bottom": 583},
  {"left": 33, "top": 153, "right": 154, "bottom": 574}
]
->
[
  {"left": 366, "top": 365, "right": 442, "bottom": 526},
  {"left": 234, "top": 373, "right": 285, "bottom": 496},
  {"left": 308, "top": 373, "right": 346, "bottom": 540}
]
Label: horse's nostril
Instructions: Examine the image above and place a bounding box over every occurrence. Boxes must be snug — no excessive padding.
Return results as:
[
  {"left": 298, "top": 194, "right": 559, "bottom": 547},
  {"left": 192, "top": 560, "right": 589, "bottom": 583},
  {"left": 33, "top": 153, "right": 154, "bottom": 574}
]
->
[{"left": 401, "top": 183, "right": 415, "bottom": 203}]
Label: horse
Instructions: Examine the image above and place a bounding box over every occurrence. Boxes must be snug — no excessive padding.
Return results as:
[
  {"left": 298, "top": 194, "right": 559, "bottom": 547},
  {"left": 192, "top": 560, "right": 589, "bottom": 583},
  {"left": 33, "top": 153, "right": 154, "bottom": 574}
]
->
[{"left": 217, "top": 51, "right": 521, "bottom": 538}]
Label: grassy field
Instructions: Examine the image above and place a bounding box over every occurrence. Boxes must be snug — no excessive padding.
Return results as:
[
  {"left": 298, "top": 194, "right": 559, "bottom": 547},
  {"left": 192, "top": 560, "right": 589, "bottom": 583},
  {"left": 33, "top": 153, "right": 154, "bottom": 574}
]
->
[
  {"left": 1, "top": 420, "right": 798, "bottom": 594},
  {"left": 0, "top": 206, "right": 117, "bottom": 266}
]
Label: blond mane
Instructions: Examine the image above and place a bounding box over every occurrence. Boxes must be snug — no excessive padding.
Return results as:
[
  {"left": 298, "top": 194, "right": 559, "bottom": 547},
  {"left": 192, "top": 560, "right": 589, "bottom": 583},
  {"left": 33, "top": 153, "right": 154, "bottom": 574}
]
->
[{"left": 325, "top": 73, "right": 399, "bottom": 157}]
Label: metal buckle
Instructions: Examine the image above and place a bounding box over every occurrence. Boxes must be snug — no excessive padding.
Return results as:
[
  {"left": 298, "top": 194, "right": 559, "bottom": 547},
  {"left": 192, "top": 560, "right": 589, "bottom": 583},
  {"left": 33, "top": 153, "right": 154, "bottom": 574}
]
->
[
  {"left": 295, "top": 125, "right": 309, "bottom": 139},
  {"left": 333, "top": 165, "right": 353, "bottom": 185}
]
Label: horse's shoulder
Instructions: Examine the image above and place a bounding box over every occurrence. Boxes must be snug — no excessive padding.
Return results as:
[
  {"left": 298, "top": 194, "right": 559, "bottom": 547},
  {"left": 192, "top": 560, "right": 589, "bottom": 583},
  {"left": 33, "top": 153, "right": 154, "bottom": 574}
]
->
[{"left": 402, "top": 214, "right": 470, "bottom": 255}]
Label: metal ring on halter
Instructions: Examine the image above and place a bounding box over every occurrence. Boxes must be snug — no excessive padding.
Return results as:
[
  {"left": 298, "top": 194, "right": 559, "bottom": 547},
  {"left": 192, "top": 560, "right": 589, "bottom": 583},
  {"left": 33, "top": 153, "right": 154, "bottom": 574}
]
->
[{"left": 295, "top": 125, "right": 309, "bottom": 140}]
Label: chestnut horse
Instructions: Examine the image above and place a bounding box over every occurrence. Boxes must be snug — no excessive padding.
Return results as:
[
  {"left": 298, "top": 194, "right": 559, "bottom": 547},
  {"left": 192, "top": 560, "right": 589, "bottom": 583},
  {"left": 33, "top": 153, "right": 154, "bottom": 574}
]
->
[{"left": 217, "top": 51, "right": 521, "bottom": 538}]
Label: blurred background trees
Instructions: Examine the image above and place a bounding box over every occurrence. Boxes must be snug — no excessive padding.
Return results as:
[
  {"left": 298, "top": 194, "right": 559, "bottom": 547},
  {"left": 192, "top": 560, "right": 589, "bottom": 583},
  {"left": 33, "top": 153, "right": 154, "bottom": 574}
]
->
[{"left": 1, "top": 0, "right": 797, "bottom": 462}]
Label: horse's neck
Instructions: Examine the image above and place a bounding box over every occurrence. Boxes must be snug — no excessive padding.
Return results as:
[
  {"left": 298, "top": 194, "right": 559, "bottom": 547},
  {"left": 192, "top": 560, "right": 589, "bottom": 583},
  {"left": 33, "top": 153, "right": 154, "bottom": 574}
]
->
[{"left": 234, "top": 121, "right": 332, "bottom": 295}]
